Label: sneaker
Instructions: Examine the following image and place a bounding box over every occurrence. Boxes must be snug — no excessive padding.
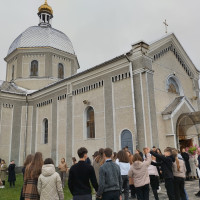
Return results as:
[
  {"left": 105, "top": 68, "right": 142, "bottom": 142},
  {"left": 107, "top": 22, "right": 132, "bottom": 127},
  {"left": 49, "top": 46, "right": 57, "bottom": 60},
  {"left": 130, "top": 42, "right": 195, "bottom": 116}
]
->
[{"left": 157, "top": 186, "right": 161, "bottom": 193}]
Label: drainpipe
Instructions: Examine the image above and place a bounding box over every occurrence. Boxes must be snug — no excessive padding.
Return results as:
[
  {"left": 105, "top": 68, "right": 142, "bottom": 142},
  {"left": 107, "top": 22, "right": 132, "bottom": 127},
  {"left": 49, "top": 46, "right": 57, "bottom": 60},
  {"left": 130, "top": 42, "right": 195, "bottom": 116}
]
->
[
  {"left": 124, "top": 55, "right": 138, "bottom": 149},
  {"left": 24, "top": 93, "right": 29, "bottom": 161}
]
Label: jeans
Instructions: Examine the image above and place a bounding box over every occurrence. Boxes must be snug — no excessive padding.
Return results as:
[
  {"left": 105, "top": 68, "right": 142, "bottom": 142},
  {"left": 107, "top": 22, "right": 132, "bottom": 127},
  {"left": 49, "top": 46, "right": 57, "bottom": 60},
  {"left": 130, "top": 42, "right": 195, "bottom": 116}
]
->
[
  {"left": 73, "top": 194, "right": 92, "bottom": 200},
  {"left": 59, "top": 171, "right": 67, "bottom": 188},
  {"left": 165, "top": 178, "right": 175, "bottom": 200},
  {"left": 135, "top": 184, "right": 149, "bottom": 200},
  {"left": 122, "top": 175, "right": 129, "bottom": 200},
  {"left": 174, "top": 177, "right": 186, "bottom": 200},
  {"left": 102, "top": 190, "right": 120, "bottom": 200}
]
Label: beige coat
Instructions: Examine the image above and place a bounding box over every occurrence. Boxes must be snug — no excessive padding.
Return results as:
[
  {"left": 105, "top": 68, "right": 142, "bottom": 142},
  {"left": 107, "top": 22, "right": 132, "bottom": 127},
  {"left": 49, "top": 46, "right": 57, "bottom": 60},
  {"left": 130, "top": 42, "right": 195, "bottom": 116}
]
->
[
  {"left": 37, "top": 164, "right": 64, "bottom": 200},
  {"left": 128, "top": 153, "right": 151, "bottom": 188},
  {"left": 0, "top": 164, "right": 7, "bottom": 181},
  {"left": 172, "top": 159, "right": 186, "bottom": 178}
]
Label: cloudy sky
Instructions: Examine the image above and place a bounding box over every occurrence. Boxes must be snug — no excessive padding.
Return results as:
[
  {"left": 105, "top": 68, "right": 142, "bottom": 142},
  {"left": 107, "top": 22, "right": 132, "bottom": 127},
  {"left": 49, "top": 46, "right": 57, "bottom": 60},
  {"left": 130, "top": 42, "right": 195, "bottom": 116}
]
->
[{"left": 0, "top": 0, "right": 199, "bottom": 81}]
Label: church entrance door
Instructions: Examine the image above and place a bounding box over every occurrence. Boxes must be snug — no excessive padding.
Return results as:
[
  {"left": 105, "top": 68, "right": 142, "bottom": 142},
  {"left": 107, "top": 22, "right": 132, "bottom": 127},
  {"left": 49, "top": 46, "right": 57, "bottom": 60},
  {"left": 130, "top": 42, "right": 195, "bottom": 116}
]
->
[
  {"left": 121, "top": 130, "right": 133, "bottom": 154},
  {"left": 176, "top": 112, "right": 200, "bottom": 149}
]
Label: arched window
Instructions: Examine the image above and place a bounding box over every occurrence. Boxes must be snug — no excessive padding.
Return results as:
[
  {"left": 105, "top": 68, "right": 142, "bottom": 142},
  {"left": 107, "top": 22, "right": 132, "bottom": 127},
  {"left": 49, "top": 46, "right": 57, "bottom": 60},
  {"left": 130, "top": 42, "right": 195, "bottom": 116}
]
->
[
  {"left": 30, "top": 60, "right": 38, "bottom": 77},
  {"left": 58, "top": 63, "right": 64, "bottom": 79},
  {"left": 121, "top": 130, "right": 133, "bottom": 154},
  {"left": 11, "top": 65, "right": 15, "bottom": 80},
  {"left": 43, "top": 118, "right": 48, "bottom": 144},
  {"left": 86, "top": 107, "right": 95, "bottom": 138},
  {"left": 167, "top": 76, "right": 180, "bottom": 95}
]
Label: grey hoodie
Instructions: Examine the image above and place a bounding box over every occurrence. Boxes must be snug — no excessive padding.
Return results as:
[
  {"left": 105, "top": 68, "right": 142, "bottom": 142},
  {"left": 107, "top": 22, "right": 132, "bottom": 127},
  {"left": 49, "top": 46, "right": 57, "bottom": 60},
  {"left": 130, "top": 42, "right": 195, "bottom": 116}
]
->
[{"left": 37, "top": 164, "right": 64, "bottom": 200}]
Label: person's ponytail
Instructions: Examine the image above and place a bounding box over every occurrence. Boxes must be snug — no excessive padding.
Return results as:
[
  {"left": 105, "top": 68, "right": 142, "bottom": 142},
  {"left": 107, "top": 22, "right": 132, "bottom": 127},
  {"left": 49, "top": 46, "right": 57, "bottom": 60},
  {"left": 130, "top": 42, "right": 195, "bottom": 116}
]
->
[{"left": 175, "top": 157, "right": 180, "bottom": 171}]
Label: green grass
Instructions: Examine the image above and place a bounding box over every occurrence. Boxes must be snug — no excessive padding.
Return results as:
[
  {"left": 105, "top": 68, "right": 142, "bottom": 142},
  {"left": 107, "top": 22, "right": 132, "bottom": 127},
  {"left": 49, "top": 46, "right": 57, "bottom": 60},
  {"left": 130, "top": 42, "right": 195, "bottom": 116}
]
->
[{"left": 1, "top": 174, "right": 72, "bottom": 200}]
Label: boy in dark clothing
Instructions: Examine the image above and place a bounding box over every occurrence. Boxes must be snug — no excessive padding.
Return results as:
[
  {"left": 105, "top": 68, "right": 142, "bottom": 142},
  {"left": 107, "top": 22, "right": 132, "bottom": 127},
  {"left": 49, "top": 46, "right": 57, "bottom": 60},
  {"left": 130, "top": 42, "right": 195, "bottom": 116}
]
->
[
  {"left": 68, "top": 147, "right": 98, "bottom": 200},
  {"left": 8, "top": 160, "right": 16, "bottom": 187},
  {"left": 150, "top": 147, "right": 175, "bottom": 200},
  {"left": 96, "top": 148, "right": 122, "bottom": 200}
]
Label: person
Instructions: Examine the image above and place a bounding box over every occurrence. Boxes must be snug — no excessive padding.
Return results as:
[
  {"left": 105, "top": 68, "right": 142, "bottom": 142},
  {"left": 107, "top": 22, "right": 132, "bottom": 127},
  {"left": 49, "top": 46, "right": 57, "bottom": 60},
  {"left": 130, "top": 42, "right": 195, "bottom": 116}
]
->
[
  {"left": 129, "top": 154, "right": 136, "bottom": 199},
  {"left": 172, "top": 150, "right": 187, "bottom": 200},
  {"left": 152, "top": 146, "right": 157, "bottom": 152},
  {"left": 116, "top": 150, "right": 130, "bottom": 200},
  {"left": 93, "top": 148, "right": 105, "bottom": 184},
  {"left": 68, "top": 147, "right": 98, "bottom": 200},
  {"left": 0, "top": 160, "right": 7, "bottom": 188},
  {"left": 0, "top": 178, "right": 3, "bottom": 188},
  {"left": 37, "top": 158, "right": 64, "bottom": 200},
  {"left": 72, "top": 157, "right": 77, "bottom": 165},
  {"left": 189, "top": 154, "right": 197, "bottom": 179},
  {"left": 20, "top": 154, "right": 34, "bottom": 200},
  {"left": 8, "top": 160, "right": 16, "bottom": 187},
  {"left": 23, "top": 152, "right": 43, "bottom": 200},
  {"left": 150, "top": 148, "right": 175, "bottom": 200},
  {"left": 58, "top": 158, "right": 68, "bottom": 188},
  {"left": 92, "top": 151, "right": 99, "bottom": 161},
  {"left": 155, "top": 148, "right": 164, "bottom": 183},
  {"left": 195, "top": 151, "right": 200, "bottom": 197},
  {"left": 113, "top": 152, "right": 117, "bottom": 162},
  {"left": 128, "top": 147, "right": 151, "bottom": 200},
  {"left": 135, "top": 149, "right": 144, "bottom": 161},
  {"left": 123, "top": 146, "right": 129, "bottom": 152},
  {"left": 96, "top": 148, "right": 122, "bottom": 200},
  {"left": 148, "top": 155, "right": 159, "bottom": 200},
  {"left": 85, "top": 157, "right": 91, "bottom": 165},
  {"left": 181, "top": 148, "right": 191, "bottom": 180}
]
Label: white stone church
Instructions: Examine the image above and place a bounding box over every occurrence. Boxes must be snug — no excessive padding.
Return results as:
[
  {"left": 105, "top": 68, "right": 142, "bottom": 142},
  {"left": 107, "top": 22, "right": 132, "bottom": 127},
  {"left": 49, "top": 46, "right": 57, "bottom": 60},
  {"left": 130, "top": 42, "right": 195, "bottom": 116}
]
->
[{"left": 0, "top": 1, "right": 200, "bottom": 166}]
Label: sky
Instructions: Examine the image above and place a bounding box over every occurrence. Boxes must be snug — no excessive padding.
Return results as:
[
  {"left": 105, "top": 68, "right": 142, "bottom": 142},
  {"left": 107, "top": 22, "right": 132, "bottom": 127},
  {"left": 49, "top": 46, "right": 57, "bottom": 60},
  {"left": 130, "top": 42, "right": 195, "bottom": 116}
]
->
[{"left": 0, "top": 0, "right": 200, "bottom": 81}]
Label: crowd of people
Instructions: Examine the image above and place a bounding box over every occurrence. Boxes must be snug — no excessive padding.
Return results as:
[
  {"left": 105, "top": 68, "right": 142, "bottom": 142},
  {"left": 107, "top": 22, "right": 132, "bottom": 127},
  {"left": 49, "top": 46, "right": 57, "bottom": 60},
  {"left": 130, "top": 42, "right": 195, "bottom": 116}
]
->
[{"left": 0, "top": 145, "right": 200, "bottom": 200}]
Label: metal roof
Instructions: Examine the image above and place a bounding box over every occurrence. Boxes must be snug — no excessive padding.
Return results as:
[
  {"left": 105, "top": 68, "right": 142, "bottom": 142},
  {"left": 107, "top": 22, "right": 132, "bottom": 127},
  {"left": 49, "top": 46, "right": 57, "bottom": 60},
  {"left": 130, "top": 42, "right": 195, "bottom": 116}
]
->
[{"left": 8, "top": 26, "right": 75, "bottom": 55}]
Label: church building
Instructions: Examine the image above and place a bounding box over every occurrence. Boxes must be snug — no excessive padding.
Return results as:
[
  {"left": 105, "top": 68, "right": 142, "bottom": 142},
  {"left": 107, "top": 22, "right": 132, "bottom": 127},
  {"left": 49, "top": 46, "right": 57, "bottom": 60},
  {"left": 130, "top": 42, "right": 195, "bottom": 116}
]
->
[{"left": 0, "top": 1, "right": 200, "bottom": 166}]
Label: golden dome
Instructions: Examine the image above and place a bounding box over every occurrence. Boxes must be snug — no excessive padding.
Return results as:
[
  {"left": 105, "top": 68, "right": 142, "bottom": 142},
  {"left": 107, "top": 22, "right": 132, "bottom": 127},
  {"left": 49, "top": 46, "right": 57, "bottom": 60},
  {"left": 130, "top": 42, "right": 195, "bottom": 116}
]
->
[{"left": 38, "top": 0, "right": 53, "bottom": 15}]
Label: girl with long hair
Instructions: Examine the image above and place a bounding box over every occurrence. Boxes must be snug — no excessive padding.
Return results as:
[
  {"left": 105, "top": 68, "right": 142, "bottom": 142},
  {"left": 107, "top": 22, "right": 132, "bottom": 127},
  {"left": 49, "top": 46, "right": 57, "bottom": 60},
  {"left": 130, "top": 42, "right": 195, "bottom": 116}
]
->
[
  {"left": 58, "top": 158, "right": 68, "bottom": 188},
  {"left": 20, "top": 154, "right": 34, "bottom": 200},
  {"left": 0, "top": 160, "right": 7, "bottom": 188},
  {"left": 116, "top": 150, "right": 130, "bottom": 200},
  {"left": 37, "top": 158, "right": 64, "bottom": 200},
  {"left": 172, "top": 150, "right": 187, "bottom": 200},
  {"left": 23, "top": 152, "right": 43, "bottom": 200},
  {"left": 93, "top": 148, "right": 105, "bottom": 184}
]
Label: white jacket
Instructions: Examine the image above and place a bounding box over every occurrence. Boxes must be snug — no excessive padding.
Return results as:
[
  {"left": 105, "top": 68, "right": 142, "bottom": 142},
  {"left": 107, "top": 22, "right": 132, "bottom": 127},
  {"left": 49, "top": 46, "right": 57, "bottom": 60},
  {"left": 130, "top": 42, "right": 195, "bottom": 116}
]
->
[
  {"left": 37, "top": 164, "right": 64, "bottom": 200},
  {"left": 116, "top": 159, "right": 130, "bottom": 175}
]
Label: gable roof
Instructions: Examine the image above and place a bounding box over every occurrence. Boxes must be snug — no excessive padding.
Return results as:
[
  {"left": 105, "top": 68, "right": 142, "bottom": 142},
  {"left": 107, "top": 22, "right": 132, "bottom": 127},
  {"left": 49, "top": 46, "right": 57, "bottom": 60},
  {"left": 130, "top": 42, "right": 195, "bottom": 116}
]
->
[
  {"left": 148, "top": 33, "right": 200, "bottom": 77},
  {"left": 162, "top": 96, "right": 184, "bottom": 115},
  {"left": 162, "top": 96, "right": 196, "bottom": 119}
]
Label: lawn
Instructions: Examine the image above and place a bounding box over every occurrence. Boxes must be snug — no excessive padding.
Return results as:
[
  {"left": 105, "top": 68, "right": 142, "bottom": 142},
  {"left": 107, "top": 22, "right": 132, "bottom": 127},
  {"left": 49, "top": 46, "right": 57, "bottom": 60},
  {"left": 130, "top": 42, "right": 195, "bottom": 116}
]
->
[{"left": 0, "top": 174, "right": 72, "bottom": 200}]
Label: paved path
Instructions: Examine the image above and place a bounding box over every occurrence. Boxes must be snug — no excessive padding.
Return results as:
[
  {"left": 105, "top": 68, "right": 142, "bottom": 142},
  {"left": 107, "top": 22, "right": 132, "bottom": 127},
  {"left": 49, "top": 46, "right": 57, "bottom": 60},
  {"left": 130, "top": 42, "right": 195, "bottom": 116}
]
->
[{"left": 92, "top": 180, "right": 200, "bottom": 200}]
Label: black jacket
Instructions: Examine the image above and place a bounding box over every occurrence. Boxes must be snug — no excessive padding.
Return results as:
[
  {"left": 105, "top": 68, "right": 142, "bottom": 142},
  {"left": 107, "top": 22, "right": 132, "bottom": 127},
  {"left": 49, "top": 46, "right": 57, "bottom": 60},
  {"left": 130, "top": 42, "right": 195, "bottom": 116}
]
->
[
  {"left": 181, "top": 152, "right": 191, "bottom": 173},
  {"left": 150, "top": 151, "right": 175, "bottom": 179},
  {"left": 8, "top": 164, "right": 16, "bottom": 182},
  {"left": 68, "top": 161, "right": 98, "bottom": 196}
]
